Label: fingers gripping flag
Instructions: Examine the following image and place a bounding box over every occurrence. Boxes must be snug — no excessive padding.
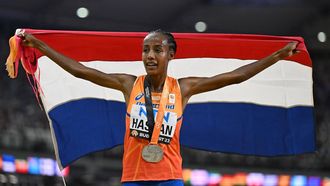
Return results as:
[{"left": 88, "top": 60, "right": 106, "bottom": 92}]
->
[{"left": 7, "top": 29, "right": 315, "bottom": 168}]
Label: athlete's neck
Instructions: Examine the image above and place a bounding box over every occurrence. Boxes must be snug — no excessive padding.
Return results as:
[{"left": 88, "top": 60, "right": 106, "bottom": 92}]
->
[{"left": 148, "top": 74, "right": 167, "bottom": 93}]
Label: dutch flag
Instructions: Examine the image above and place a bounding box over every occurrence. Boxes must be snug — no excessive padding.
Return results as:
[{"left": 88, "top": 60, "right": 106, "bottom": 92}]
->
[{"left": 10, "top": 29, "right": 315, "bottom": 168}]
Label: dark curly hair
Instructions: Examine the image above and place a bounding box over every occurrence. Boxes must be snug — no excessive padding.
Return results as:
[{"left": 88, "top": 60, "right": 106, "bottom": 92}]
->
[{"left": 148, "top": 29, "right": 177, "bottom": 54}]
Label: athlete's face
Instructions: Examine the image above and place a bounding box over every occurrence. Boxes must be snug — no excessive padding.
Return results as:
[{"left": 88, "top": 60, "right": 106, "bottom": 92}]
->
[{"left": 142, "top": 33, "right": 174, "bottom": 76}]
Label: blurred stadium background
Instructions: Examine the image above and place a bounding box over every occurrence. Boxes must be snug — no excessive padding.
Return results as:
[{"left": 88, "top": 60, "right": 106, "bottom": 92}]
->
[{"left": 0, "top": 0, "right": 329, "bottom": 185}]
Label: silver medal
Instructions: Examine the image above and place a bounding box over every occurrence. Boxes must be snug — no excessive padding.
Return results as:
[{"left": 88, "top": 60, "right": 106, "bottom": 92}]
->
[{"left": 142, "top": 144, "right": 164, "bottom": 163}]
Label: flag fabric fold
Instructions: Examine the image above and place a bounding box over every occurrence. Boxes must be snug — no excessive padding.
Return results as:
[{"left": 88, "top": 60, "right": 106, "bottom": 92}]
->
[{"left": 7, "top": 29, "right": 315, "bottom": 168}]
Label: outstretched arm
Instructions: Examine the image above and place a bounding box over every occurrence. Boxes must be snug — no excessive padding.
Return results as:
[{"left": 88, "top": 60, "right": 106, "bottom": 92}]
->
[
  {"left": 179, "top": 42, "right": 298, "bottom": 108},
  {"left": 21, "top": 34, "right": 136, "bottom": 102}
]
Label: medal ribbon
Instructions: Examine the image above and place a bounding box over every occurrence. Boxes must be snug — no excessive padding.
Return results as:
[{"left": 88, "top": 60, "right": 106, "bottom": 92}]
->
[{"left": 143, "top": 75, "right": 170, "bottom": 145}]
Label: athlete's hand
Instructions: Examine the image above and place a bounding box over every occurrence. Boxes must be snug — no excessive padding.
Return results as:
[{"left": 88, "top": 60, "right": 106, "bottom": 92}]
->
[
  {"left": 17, "top": 32, "right": 40, "bottom": 48},
  {"left": 276, "top": 42, "right": 299, "bottom": 60}
]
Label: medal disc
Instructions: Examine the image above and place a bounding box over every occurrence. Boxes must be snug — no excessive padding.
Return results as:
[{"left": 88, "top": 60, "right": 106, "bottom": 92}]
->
[{"left": 142, "top": 144, "right": 163, "bottom": 163}]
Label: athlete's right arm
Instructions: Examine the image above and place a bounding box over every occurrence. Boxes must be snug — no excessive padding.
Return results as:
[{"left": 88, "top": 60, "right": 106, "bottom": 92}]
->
[{"left": 21, "top": 34, "right": 136, "bottom": 101}]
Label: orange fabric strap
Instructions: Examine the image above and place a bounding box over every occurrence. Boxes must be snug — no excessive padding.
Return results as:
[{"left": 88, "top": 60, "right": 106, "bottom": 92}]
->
[{"left": 150, "top": 77, "right": 170, "bottom": 145}]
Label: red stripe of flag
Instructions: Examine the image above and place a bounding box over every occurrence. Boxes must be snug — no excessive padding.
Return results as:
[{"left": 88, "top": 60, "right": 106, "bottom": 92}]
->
[{"left": 25, "top": 29, "right": 312, "bottom": 67}]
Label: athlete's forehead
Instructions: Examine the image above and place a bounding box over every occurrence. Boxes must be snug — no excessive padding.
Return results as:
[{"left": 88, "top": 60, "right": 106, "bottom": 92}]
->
[{"left": 143, "top": 33, "right": 168, "bottom": 47}]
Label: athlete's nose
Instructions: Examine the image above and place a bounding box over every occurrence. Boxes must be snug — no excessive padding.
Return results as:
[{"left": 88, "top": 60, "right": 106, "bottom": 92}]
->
[{"left": 147, "top": 50, "right": 155, "bottom": 60}]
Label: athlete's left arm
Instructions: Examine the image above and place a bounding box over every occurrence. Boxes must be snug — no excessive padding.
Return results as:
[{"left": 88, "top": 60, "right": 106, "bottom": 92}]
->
[{"left": 178, "top": 42, "right": 298, "bottom": 108}]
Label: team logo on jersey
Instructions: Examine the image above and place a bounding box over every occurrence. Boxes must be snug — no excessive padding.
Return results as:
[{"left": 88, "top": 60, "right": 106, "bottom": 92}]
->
[{"left": 169, "top": 94, "right": 175, "bottom": 104}]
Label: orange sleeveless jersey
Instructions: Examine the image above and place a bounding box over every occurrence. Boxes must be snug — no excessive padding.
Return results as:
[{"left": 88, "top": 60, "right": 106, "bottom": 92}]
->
[{"left": 121, "top": 76, "right": 183, "bottom": 182}]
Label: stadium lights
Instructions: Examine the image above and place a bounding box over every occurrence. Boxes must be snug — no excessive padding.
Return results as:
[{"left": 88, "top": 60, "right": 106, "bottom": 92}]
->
[
  {"left": 195, "top": 21, "right": 207, "bottom": 32},
  {"left": 76, "top": 7, "right": 89, "bottom": 18},
  {"left": 317, "top": 32, "right": 326, "bottom": 43}
]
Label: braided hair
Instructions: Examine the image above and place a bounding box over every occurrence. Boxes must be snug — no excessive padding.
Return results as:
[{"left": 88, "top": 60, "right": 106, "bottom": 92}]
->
[{"left": 149, "top": 29, "right": 177, "bottom": 54}]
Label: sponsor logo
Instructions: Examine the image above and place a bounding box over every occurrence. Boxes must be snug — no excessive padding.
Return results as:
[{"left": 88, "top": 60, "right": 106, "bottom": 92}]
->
[
  {"left": 136, "top": 102, "right": 174, "bottom": 110},
  {"left": 135, "top": 93, "right": 144, "bottom": 101},
  {"left": 131, "top": 130, "right": 138, "bottom": 137}
]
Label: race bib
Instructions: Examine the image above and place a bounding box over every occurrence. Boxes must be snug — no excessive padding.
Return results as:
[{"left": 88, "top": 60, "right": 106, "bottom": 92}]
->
[{"left": 129, "top": 104, "right": 177, "bottom": 144}]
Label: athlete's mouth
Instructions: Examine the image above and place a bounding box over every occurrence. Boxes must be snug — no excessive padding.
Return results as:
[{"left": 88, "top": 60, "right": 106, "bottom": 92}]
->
[{"left": 146, "top": 62, "right": 157, "bottom": 67}]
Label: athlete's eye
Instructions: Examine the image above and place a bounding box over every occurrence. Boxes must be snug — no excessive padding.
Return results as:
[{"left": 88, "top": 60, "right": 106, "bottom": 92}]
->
[
  {"left": 155, "top": 47, "right": 162, "bottom": 53},
  {"left": 143, "top": 48, "right": 149, "bottom": 53}
]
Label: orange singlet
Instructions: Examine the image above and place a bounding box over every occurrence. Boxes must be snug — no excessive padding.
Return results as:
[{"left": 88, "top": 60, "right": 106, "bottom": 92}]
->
[{"left": 121, "top": 75, "right": 183, "bottom": 182}]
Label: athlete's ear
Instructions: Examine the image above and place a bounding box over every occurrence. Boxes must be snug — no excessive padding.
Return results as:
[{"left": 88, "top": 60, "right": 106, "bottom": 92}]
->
[{"left": 169, "top": 50, "right": 175, "bottom": 60}]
